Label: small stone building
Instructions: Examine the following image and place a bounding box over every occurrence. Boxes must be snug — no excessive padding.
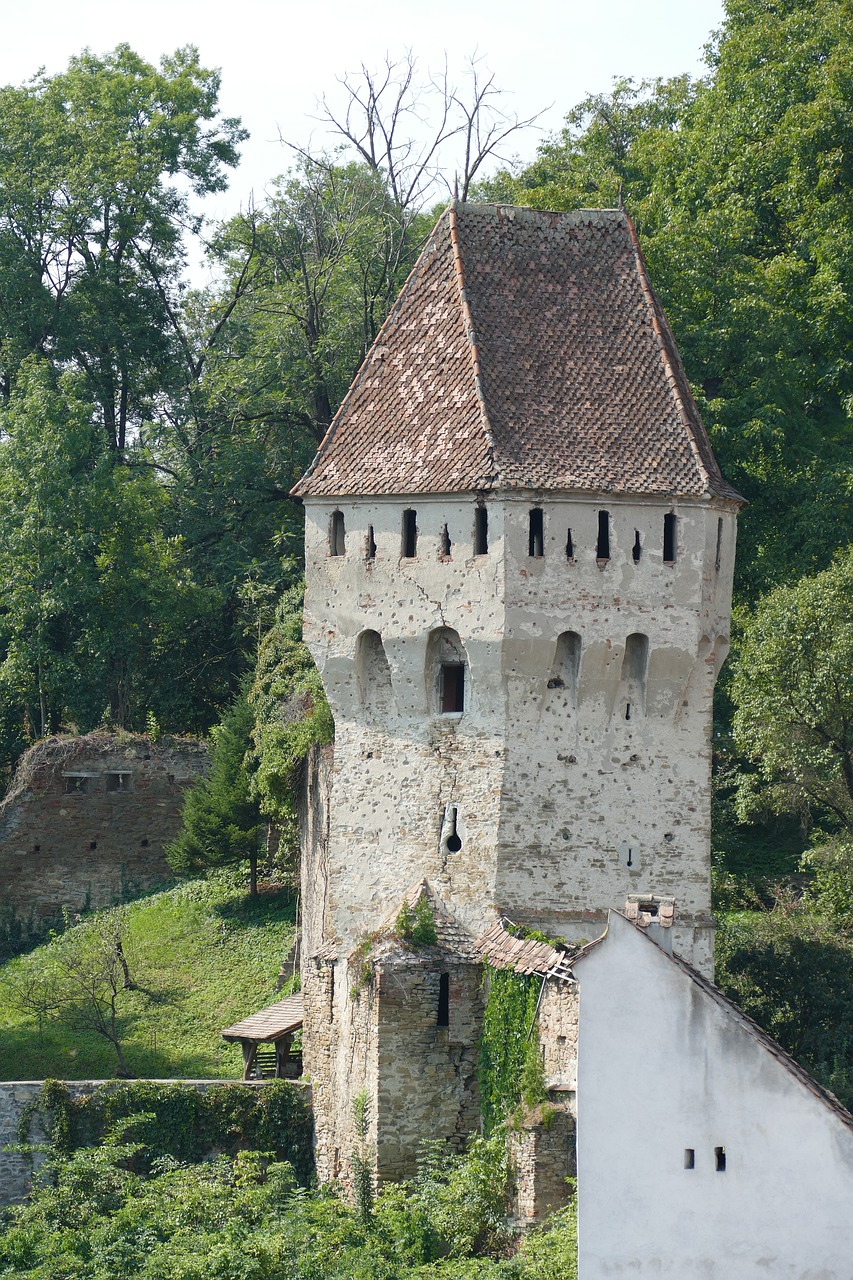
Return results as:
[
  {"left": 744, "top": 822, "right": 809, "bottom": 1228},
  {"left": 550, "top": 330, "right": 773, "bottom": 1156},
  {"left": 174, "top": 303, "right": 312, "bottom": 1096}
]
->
[{"left": 0, "top": 732, "right": 207, "bottom": 921}]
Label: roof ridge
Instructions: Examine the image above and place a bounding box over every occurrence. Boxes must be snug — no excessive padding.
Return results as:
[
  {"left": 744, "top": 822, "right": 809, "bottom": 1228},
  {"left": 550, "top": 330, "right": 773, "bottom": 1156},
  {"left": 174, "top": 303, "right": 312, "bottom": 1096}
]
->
[{"left": 448, "top": 199, "right": 498, "bottom": 484}]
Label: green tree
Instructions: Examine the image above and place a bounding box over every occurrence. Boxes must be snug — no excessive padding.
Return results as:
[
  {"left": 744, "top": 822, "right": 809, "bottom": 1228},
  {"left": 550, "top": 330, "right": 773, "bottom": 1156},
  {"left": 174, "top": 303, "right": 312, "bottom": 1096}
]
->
[
  {"left": 731, "top": 550, "right": 853, "bottom": 834},
  {"left": 0, "top": 44, "right": 246, "bottom": 450},
  {"left": 167, "top": 691, "right": 265, "bottom": 896},
  {"left": 0, "top": 360, "right": 218, "bottom": 754}
]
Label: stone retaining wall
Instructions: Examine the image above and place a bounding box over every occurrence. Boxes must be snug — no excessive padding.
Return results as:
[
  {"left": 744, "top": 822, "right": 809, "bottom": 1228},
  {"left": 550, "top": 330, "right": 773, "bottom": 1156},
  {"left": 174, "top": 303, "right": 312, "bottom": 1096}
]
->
[{"left": 0, "top": 1078, "right": 278, "bottom": 1206}]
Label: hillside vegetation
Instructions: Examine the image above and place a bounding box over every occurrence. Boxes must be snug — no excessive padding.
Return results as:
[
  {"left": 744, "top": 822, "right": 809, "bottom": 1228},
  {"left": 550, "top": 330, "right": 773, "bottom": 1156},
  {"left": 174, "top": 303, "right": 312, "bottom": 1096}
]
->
[{"left": 0, "top": 874, "right": 295, "bottom": 1081}]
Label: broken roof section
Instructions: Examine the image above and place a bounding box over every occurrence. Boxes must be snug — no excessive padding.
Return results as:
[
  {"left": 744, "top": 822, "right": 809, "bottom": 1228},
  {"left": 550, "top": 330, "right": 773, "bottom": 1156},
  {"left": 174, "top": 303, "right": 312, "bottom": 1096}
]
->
[
  {"left": 294, "top": 202, "right": 742, "bottom": 503},
  {"left": 474, "top": 918, "right": 577, "bottom": 982}
]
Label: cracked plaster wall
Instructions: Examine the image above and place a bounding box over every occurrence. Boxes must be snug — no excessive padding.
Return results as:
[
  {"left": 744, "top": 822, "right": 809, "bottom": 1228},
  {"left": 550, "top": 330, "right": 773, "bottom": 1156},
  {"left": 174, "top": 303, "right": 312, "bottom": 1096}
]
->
[{"left": 302, "top": 492, "right": 734, "bottom": 978}]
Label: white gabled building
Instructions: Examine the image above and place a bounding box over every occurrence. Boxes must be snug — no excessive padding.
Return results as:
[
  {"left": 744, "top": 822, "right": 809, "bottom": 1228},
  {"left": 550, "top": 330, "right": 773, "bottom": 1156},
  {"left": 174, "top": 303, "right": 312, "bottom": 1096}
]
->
[{"left": 573, "top": 910, "right": 853, "bottom": 1279}]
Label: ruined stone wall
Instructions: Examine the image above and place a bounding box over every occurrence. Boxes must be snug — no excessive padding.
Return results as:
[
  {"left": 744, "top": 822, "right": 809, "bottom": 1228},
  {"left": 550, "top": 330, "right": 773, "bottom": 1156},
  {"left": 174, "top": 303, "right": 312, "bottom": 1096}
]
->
[
  {"left": 511, "top": 1105, "right": 576, "bottom": 1226},
  {"left": 0, "top": 735, "right": 207, "bottom": 920},
  {"left": 375, "top": 955, "right": 483, "bottom": 1180},
  {"left": 302, "top": 493, "right": 734, "bottom": 975},
  {"left": 298, "top": 743, "right": 333, "bottom": 962},
  {"left": 0, "top": 1078, "right": 275, "bottom": 1205},
  {"left": 539, "top": 979, "right": 579, "bottom": 1093},
  {"left": 302, "top": 952, "right": 379, "bottom": 1186}
]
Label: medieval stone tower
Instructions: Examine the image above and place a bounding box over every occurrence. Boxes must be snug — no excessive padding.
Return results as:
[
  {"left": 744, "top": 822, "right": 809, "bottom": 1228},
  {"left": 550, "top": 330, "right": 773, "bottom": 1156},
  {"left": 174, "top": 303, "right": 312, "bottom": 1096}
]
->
[{"left": 294, "top": 202, "right": 742, "bottom": 1183}]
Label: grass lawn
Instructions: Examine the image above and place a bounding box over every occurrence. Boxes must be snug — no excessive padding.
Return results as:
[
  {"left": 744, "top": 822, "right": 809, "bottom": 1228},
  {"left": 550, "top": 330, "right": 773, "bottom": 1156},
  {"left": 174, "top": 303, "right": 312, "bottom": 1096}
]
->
[{"left": 0, "top": 873, "right": 296, "bottom": 1081}]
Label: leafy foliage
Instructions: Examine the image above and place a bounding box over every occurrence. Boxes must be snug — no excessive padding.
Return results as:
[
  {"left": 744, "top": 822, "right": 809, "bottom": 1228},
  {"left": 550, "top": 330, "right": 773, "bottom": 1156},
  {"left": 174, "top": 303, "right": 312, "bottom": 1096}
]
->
[
  {"left": 167, "top": 691, "right": 265, "bottom": 894},
  {"left": 731, "top": 550, "right": 853, "bottom": 835},
  {"left": 393, "top": 899, "right": 438, "bottom": 948},
  {"left": 249, "top": 585, "right": 334, "bottom": 839},
  {"left": 716, "top": 899, "right": 853, "bottom": 1110},
  {"left": 479, "top": 967, "right": 545, "bottom": 1135}
]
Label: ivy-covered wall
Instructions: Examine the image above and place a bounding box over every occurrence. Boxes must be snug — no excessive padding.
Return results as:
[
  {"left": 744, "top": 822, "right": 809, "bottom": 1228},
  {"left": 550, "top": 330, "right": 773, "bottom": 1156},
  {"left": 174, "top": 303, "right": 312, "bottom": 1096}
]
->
[{"left": 0, "top": 1077, "right": 312, "bottom": 1205}]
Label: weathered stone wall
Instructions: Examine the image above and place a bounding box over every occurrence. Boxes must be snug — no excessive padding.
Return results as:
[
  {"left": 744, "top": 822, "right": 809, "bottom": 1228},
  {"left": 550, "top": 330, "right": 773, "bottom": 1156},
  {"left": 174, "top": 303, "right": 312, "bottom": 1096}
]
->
[
  {"left": 375, "top": 954, "right": 483, "bottom": 1180},
  {"left": 0, "top": 1078, "right": 277, "bottom": 1205},
  {"left": 511, "top": 1105, "right": 576, "bottom": 1226},
  {"left": 539, "top": 979, "right": 579, "bottom": 1092},
  {"left": 298, "top": 744, "right": 333, "bottom": 963},
  {"left": 301, "top": 492, "right": 735, "bottom": 976},
  {"left": 0, "top": 734, "right": 207, "bottom": 920}
]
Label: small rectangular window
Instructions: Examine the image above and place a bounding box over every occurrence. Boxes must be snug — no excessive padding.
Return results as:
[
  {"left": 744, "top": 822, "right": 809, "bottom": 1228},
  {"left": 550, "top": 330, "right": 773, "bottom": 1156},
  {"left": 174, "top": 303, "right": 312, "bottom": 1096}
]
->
[
  {"left": 437, "top": 973, "right": 450, "bottom": 1027},
  {"left": 440, "top": 663, "right": 465, "bottom": 713},
  {"left": 330, "top": 510, "right": 346, "bottom": 557},
  {"left": 529, "top": 508, "right": 544, "bottom": 558},
  {"left": 663, "top": 512, "right": 677, "bottom": 564},
  {"left": 105, "top": 772, "right": 131, "bottom": 793},
  {"left": 597, "top": 510, "right": 610, "bottom": 561},
  {"left": 366, "top": 525, "right": 376, "bottom": 561},
  {"left": 64, "top": 777, "right": 88, "bottom": 795},
  {"left": 715, "top": 1146, "right": 726, "bottom": 1172},
  {"left": 715, "top": 517, "right": 723, "bottom": 572},
  {"left": 474, "top": 506, "right": 488, "bottom": 555},
  {"left": 684, "top": 1148, "right": 695, "bottom": 1169},
  {"left": 402, "top": 509, "right": 418, "bottom": 558},
  {"left": 440, "top": 524, "right": 452, "bottom": 558}
]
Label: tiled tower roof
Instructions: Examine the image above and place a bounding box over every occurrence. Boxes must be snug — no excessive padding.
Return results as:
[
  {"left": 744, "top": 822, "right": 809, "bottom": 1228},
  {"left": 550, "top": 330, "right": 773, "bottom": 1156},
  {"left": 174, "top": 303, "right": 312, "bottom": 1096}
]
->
[{"left": 293, "top": 203, "right": 741, "bottom": 502}]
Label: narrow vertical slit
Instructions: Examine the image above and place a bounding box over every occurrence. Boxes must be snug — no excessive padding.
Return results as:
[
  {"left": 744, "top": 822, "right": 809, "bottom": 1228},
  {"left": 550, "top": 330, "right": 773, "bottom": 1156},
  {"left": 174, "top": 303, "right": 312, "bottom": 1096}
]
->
[
  {"left": 437, "top": 973, "right": 450, "bottom": 1028},
  {"left": 597, "top": 510, "right": 610, "bottom": 561},
  {"left": 402, "top": 509, "right": 418, "bottom": 558},
  {"left": 663, "top": 512, "right": 677, "bottom": 564},
  {"left": 632, "top": 530, "right": 642, "bottom": 563},
  {"left": 566, "top": 528, "right": 574, "bottom": 560},
  {"left": 366, "top": 525, "right": 376, "bottom": 561},
  {"left": 440, "top": 524, "right": 452, "bottom": 558},
  {"left": 474, "top": 506, "right": 488, "bottom": 554},
  {"left": 715, "top": 517, "right": 723, "bottom": 572},
  {"left": 529, "top": 508, "right": 544, "bottom": 558}
]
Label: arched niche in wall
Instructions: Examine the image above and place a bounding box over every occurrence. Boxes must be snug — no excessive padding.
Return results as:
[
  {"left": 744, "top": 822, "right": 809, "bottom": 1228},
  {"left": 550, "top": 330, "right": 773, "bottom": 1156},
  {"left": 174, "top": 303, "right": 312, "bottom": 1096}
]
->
[
  {"left": 356, "top": 629, "right": 394, "bottom": 713},
  {"left": 426, "top": 627, "right": 468, "bottom": 716},
  {"left": 619, "top": 632, "right": 649, "bottom": 722},
  {"left": 546, "top": 631, "right": 582, "bottom": 710}
]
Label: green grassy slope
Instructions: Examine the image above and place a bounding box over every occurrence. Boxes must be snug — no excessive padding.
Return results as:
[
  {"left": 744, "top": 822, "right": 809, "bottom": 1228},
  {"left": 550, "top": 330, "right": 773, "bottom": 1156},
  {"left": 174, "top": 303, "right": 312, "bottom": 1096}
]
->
[{"left": 0, "top": 874, "right": 296, "bottom": 1081}]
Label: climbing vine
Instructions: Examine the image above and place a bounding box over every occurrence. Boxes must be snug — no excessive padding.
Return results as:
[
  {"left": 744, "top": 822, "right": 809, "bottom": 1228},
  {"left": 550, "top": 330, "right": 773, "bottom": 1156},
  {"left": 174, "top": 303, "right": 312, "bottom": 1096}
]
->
[
  {"left": 17, "top": 1079, "right": 314, "bottom": 1179},
  {"left": 478, "top": 965, "right": 547, "bottom": 1135}
]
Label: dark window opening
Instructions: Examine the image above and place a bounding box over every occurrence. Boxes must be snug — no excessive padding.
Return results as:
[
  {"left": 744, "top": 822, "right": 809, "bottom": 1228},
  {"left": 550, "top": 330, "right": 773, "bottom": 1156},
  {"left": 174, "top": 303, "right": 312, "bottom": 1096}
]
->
[
  {"left": 715, "top": 517, "right": 723, "bottom": 571},
  {"left": 566, "top": 528, "right": 574, "bottom": 560},
  {"left": 437, "top": 973, "right": 450, "bottom": 1027},
  {"left": 402, "top": 509, "right": 418, "bottom": 558},
  {"left": 440, "top": 663, "right": 465, "bottom": 713},
  {"left": 597, "top": 510, "right": 610, "bottom": 560},
  {"left": 632, "top": 530, "right": 642, "bottom": 563},
  {"left": 89, "top": 841, "right": 97, "bottom": 850},
  {"left": 529, "top": 508, "right": 544, "bottom": 558},
  {"left": 625, "top": 702, "right": 631, "bottom": 721},
  {"left": 106, "top": 772, "right": 130, "bottom": 793},
  {"left": 33, "top": 844, "right": 40, "bottom": 853},
  {"left": 715, "top": 1146, "right": 726, "bottom": 1172},
  {"left": 330, "top": 510, "right": 346, "bottom": 557},
  {"left": 663, "top": 512, "right": 677, "bottom": 564},
  {"left": 684, "top": 1149, "right": 695, "bottom": 1170},
  {"left": 65, "top": 777, "right": 88, "bottom": 795},
  {"left": 140, "top": 838, "right": 149, "bottom": 848},
  {"left": 445, "top": 807, "right": 462, "bottom": 853},
  {"left": 474, "top": 506, "right": 488, "bottom": 555},
  {"left": 366, "top": 525, "right": 376, "bottom": 561},
  {"left": 440, "top": 524, "right": 452, "bottom": 558},
  {"left": 329, "top": 965, "right": 335, "bottom": 1011}
]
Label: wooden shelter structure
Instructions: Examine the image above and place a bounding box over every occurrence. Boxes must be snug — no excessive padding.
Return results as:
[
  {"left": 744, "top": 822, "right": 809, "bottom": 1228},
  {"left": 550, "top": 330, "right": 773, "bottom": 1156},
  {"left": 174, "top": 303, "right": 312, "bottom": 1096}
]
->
[{"left": 221, "top": 992, "right": 304, "bottom": 1080}]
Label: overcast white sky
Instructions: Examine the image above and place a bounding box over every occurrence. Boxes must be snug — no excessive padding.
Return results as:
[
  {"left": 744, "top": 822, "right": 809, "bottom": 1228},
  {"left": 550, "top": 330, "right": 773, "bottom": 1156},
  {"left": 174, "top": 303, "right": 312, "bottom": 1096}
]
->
[{"left": 1, "top": 0, "right": 724, "bottom": 264}]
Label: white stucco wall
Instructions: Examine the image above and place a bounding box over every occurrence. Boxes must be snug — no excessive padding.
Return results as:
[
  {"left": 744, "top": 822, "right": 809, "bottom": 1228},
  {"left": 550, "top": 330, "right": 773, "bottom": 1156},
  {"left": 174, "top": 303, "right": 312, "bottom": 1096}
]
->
[
  {"left": 301, "top": 491, "right": 735, "bottom": 971},
  {"left": 575, "top": 912, "right": 853, "bottom": 1279}
]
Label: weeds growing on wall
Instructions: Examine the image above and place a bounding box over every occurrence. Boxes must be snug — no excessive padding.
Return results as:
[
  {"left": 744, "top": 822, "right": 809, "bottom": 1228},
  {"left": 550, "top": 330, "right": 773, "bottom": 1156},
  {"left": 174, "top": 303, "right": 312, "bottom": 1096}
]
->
[
  {"left": 16, "top": 1078, "right": 314, "bottom": 1180},
  {"left": 479, "top": 966, "right": 547, "bottom": 1135},
  {"left": 393, "top": 899, "right": 438, "bottom": 948}
]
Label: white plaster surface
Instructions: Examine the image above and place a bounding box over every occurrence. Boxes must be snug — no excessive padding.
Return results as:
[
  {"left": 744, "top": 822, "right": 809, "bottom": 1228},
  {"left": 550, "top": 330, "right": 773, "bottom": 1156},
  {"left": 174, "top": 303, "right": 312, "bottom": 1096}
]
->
[{"left": 574, "top": 912, "right": 853, "bottom": 1279}]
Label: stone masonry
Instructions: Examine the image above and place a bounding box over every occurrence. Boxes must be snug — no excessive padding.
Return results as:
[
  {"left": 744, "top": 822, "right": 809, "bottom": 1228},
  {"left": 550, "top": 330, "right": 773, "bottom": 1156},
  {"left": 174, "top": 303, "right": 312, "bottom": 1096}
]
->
[{"left": 0, "top": 733, "right": 207, "bottom": 921}]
